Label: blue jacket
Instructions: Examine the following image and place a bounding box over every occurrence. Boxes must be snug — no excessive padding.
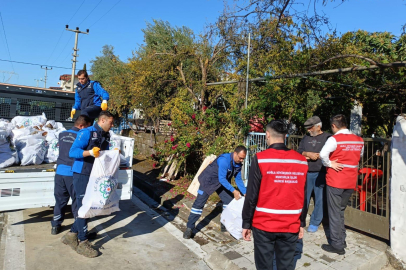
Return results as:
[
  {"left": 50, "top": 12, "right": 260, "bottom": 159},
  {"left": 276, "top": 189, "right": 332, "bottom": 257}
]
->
[
  {"left": 73, "top": 80, "right": 109, "bottom": 111},
  {"left": 56, "top": 127, "right": 80, "bottom": 176},
  {"left": 69, "top": 123, "right": 110, "bottom": 175},
  {"left": 198, "top": 153, "right": 246, "bottom": 195}
]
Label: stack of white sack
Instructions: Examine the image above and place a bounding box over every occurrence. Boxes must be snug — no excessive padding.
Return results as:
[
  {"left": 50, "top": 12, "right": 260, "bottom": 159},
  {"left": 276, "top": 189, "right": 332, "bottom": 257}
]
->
[
  {"left": 8, "top": 114, "right": 66, "bottom": 166},
  {"left": 109, "top": 130, "right": 129, "bottom": 167},
  {"left": 0, "top": 119, "right": 16, "bottom": 169}
]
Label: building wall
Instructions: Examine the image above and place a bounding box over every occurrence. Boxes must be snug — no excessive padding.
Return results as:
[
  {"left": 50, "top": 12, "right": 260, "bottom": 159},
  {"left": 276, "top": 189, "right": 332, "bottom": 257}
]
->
[
  {"left": 59, "top": 78, "right": 79, "bottom": 91},
  {"left": 390, "top": 115, "right": 406, "bottom": 264},
  {"left": 121, "top": 130, "right": 166, "bottom": 156}
]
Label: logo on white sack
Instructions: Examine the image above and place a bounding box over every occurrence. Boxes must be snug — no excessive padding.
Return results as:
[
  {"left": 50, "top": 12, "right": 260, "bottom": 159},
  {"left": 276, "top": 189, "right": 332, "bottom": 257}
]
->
[{"left": 96, "top": 175, "right": 118, "bottom": 199}]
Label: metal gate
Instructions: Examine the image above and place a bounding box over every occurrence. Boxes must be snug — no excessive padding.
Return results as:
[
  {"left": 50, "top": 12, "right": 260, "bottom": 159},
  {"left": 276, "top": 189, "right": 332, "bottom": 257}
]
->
[{"left": 244, "top": 133, "right": 391, "bottom": 240}]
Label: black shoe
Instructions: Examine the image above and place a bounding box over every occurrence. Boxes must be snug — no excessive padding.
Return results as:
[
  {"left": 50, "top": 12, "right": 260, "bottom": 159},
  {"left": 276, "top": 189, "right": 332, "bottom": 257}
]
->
[
  {"left": 321, "top": 244, "right": 345, "bottom": 255},
  {"left": 183, "top": 228, "right": 193, "bottom": 239},
  {"left": 87, "top": 232, "right": 97, "bottom": 240},
  {"left": 51, "top": 226, "right": 61, "bottom": 235},
  {"left": 220, "top": 223, "right": 227, "bottom": 232}
]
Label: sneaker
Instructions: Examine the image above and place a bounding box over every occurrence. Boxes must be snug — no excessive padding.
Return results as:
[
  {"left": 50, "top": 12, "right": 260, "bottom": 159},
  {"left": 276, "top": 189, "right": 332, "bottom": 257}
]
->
[
  {"left": 307, "top": 225, "right": 319, "bottom": 233},
  {"left": 61, "top": 232, "right": 78, "bottom": 250},
  {"left": 76, "top": 240, "right": 98, "bottom": 258},
  {"left": 321, "top": 244, "right": 345, "bottom": 255},
  {"left": 51, "top": 226, "right": 61, "bottom": 235},
  {"left": 183, "top": 228, "right": 193, "bottom": 239},
  {"left": 220, "top": 223, "right": 227, "bottom": 233}
]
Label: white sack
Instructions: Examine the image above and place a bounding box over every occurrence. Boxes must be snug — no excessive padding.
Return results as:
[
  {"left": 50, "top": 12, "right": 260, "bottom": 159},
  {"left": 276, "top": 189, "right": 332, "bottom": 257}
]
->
[
  {"left": 11, "top": 127, "right": 34, "bottom": 145},
  {"left": 11, "top": 112, "right": 47, "bottom": 128},
  {"left": 187, "top": 154, "right": 217, "bottom": 196},
  {"left": 18, "top": 137, "right": 47, "bottom": 166},
  {"left": 45, "top": 120, "right": 56, "bottom": 129},
  {"left": 78, "top": 150, "right": 121, "bottom": 218},
  {"left": 44, "top": 139, "right": 59, "bottom": 163},
  {"left": 0, "top": 142, "right": 15, "bottom": 169},
  {"left": 220, "top": 197, "right": 245, "bottom": 240}
]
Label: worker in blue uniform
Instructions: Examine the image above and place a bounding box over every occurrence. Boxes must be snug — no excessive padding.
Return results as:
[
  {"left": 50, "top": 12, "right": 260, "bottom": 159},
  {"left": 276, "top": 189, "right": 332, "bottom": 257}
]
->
[
  {"left": 70, "top": 70, "right": 109, "bottom": 121},
  {"left": 51, "top": 115, "right": 92, "bottom": 235},
  {"left": 61, "top": 111, "right": 114, "bottom": 258},
  {"left": 183, "top": 146, "right": 247, "bottom": 239}
]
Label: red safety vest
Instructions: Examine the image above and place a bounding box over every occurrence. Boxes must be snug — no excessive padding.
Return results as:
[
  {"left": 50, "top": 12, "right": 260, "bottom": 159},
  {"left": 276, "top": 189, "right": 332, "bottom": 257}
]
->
[
  {"left": 326, "top": 133, "right": 364, "bottom": 189},
  {"left": 253, "top": 149, "right": 308, "bottom": 233}
]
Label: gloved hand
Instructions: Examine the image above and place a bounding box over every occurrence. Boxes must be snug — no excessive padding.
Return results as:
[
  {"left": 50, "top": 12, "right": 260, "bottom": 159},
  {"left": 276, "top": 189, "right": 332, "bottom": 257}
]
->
[
  {"left": 70, "top": 109, "right": 76, "bottom": 119},
  {"left": 101, "top": 100, "right": 108, "bottom": 111},
  {"left": 89, "top": 147, "right": 101, "bottom": 158}
]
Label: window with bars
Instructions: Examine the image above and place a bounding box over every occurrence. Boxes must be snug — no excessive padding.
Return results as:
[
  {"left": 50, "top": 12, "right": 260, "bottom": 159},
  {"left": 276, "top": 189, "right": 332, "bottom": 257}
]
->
[
  {"left": 61, "top": 103, "right": 73, "bottom": 121},
  {"left": 16, "top": 99, "right": 56, "bottom": 119},
  {"left": 0, "top": 97, "right": 11, "bottom": 117}
]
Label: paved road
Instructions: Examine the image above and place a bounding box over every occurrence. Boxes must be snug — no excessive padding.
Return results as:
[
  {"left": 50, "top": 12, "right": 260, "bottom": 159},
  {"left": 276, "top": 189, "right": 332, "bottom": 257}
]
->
[{"left": 0, "top": 197, "right": 210, "bottom": 270}]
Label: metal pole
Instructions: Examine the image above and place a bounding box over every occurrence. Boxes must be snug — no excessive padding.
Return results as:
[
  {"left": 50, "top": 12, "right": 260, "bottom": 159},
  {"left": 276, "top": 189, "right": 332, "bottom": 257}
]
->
[
  {"left": 41, "top": 66, "right": 52, "bottom": 88},
  {"left": 245, "top": 33, "right": 250, "bottom": 109},
  {"left": 66, "top": 26, "right": 89, "bottom": 92}
]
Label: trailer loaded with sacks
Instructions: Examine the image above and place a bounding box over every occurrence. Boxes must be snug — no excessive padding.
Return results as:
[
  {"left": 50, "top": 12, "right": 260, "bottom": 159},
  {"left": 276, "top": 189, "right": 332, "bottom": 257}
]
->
[{"left": 0, "top": 83, "right": 134, "bottom": 212}]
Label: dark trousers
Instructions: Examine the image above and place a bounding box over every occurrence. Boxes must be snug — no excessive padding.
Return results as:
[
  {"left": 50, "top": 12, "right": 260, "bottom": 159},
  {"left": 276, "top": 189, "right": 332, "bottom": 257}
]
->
[
  {"left": 252, "top": 227, "right": 298, "bottom": 270},
  {"left": 82, "top": 105, "right": 102, "bottom": 122},
  {"left": 70, "top": 173, "right": 90, "bottom": 241},
  {"left": 326, "top": 185, "right": 353, "bottom": 250},
  {"left": 52, "top": 174, "right": 77, "bottom": 227},
  {"left": 306, "top": 171, "right": 326, "bottom": 226},
  {"left": 186, "top": 187, "right": 233, "bottom": 229}
]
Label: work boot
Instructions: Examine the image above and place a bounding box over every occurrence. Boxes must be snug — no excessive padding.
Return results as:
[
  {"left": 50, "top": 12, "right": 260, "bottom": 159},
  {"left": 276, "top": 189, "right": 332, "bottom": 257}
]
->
[
  {"left": 321, "top": 244, "right": 345, "bottom": 255},
  {"left": 61, "top": 232, "right": 78, "bottom": 250},
  {"left": 51, "top": 226, "right": 61, "bottom": 235},
  {"left": 183, "top": 228, "right": 193, "bottom": 239},
  {"left": 76, "top": 240, "right": 98, "bottom": 258},
  {"left": 221, "top": 223, "right": 227, "bottom": 233}
]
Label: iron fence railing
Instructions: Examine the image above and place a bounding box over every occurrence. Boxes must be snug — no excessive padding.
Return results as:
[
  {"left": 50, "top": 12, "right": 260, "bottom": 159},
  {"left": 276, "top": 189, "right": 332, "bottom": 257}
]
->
[{"left": 244, "top": 133, "right": 391, "bottom": 221}]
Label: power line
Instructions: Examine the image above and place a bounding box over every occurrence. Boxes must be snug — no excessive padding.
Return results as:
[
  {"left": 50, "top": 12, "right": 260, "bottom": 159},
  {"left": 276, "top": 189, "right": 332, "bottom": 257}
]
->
[
  {"left": 67, "top": 0, "right": 86, "bottom": 24},
  {"left": 51, "top": 33, "right": 74, "bottom": 65},
  {"left": 46, "top": 0, "right": 87, "bottom": 65},
  {"left": 89, "top": 0, "right": 121, "bottom": 28},
  {"left": 0, "top": 12, "right": 14, "bottom": 72},
  {"left": 0, "top": 59, "right": 79, "bottom": 70},
  {"left": 78, "top": 0, "right": 103, "bottom": 26}
]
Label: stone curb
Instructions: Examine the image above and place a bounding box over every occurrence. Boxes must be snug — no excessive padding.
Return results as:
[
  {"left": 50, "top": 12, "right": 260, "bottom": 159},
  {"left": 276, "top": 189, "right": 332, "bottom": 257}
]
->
[
  {"left": 133, "top": 186, "right": 242, "bottom": 270},
  {"left": 386, "top": 247, "right": 406, "bottom": 270}
]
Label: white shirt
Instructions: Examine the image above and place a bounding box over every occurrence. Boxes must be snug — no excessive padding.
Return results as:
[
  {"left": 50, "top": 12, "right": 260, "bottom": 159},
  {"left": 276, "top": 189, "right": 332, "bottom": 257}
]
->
[{"left": 319, "top": 129, "right": 364, "bottom": 168}]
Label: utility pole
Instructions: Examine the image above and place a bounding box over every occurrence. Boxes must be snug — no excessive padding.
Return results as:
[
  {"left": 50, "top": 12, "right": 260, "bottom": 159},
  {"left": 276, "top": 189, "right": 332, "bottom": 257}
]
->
[
  {"left": 66, "top": 25, "right": 89, "bottom": 92},
  {"left": 41, "top": 66, "right": 52, "bottom": 88},
  {"left": 245, "top": 33, "right": 251, "bottom": 109},
  {"left": 34, "top": 78, "right": 42, "bottom": 87}
]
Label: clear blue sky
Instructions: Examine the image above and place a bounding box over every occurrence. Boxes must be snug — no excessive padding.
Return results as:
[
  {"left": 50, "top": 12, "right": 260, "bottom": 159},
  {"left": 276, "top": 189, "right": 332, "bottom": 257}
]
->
[{"left": 0, "top": 0, "right": 405, "bottom": 88}]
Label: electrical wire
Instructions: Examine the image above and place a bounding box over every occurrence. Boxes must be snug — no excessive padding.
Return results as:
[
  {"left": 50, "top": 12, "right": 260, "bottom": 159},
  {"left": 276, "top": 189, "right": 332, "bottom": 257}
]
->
[
  {"left": 46, "top": 0, "right": 87, "bottom": 65},
  {"left": 0, "top": 59, "right": 79, "bottom": 70},
  {"left": 51, "top": 33, "right": 74, "bottom": 65},
  {"left": 78, "top": 0, "right": 103, "bottom": 26},
  {"left": 89, "top": 0, "right": 121, "bottom": 28},
  {"left": 0, "top": 12, "right": 14, "bottom": 72}
]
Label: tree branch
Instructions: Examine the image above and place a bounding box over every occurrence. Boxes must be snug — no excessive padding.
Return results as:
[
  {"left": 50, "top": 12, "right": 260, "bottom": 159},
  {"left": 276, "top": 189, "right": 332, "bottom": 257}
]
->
[
  {"left": 310, "top": 54, "right": 379, "bottom": 69},
  {"left": 176, "top": 63, "right": 199, "bottom": 103},
  {"left": 275, "top": 0, "right": 291, "bottom": 30}
]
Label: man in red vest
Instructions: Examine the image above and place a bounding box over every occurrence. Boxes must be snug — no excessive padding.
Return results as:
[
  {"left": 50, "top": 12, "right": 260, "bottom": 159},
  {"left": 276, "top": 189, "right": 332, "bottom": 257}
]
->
[
  {"left": 242, "top": 120, "right": 308, "bottom": 270},
  {"left": 320, "top": 114, "right": 364, "bottom": 255}
]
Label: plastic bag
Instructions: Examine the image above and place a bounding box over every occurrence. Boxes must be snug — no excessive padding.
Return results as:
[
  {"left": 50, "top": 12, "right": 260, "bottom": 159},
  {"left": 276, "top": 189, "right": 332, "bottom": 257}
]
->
[
  {"left": 0, "top": 141, "right": 15, "bottom": 169},
  {"left": 220, "top": 197, "right": 245, "bottom": 240},
  {"left": 44, "top": 139, "right": 59, "bottom": 163},
  {"left": 11, "top": 112, "right": 47, "bottom": 128},
  {"left": 17, "top": 137, "right": 47, "bottom": 166},
  {"left": 78, "top": 150, "right": 121, "bottom": 218}
]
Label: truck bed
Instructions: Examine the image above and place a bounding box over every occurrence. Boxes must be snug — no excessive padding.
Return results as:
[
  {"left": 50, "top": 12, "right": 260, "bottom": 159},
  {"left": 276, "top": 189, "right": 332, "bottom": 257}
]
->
[{"left": 0, "top": 163, "right": 56, "bottom": 173}]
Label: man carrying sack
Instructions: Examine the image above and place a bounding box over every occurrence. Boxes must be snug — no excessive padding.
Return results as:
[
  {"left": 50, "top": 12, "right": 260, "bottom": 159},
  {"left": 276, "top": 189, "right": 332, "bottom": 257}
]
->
[{"left": 61, "top": 111, "right": 114, "bottom": 258}]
